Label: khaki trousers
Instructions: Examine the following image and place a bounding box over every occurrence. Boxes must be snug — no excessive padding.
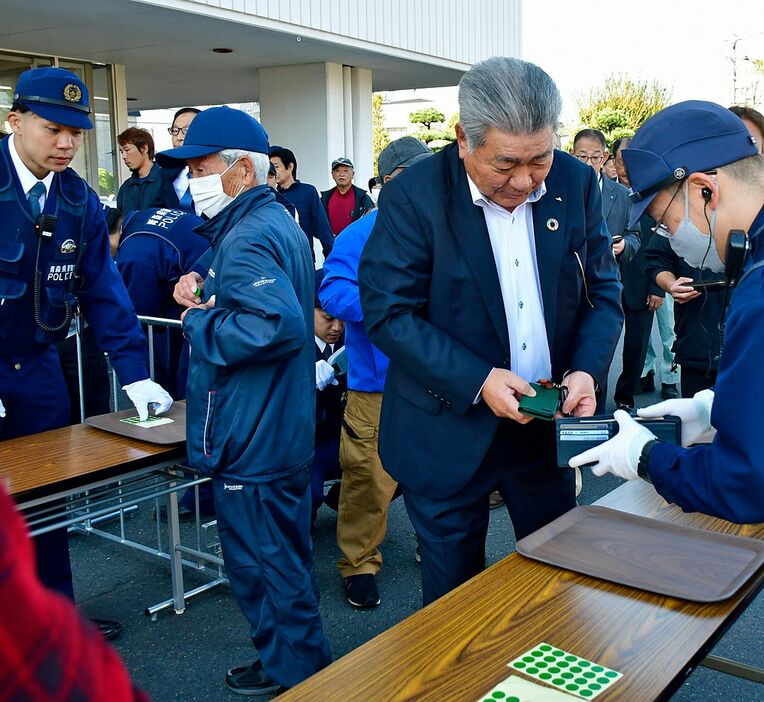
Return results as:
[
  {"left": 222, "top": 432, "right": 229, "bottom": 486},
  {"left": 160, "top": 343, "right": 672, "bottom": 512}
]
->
[{"left": 336, "top": 390, "right": 398, "bottom": 576}]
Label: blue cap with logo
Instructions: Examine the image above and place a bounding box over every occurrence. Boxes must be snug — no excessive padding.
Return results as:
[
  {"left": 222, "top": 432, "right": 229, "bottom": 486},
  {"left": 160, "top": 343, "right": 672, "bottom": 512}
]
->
[
  {"left": 13, "top": 67, "right": 92, "bottom": 129},
  {"left": 624, "top": 100, "right": 759, "bottom": 226},
  {"left": 156, "top": 106, "right": 269, "bottom": 167}
]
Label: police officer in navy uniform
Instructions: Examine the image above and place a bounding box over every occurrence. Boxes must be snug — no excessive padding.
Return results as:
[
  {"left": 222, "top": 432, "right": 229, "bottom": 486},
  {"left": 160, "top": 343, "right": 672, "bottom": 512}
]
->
[
  {"left": 570, "top": 101, "right": 764, "bottom": 524},
  {"left": 0, "top": 67, "right": 173, "bottom": 602},
  {"left": 116, "top": 207, "right": 207, "bottom": 398}
]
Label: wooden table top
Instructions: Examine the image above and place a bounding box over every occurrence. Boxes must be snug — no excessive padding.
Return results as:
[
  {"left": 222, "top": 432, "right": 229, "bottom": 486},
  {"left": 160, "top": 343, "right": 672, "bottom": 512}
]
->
[
  {"left": 0, "top": 422, "right": 185, "bottom": 499},
  {"left": 280, "top": 481, "right": 764, "bottom": 702}
]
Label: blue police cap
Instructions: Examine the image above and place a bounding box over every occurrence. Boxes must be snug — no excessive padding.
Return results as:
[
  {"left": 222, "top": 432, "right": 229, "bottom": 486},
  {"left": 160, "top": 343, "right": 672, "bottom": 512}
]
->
[
  {"left": 14, "top": 67, "right": 92, "bottom": 129},
  {"left": 156, "top": 106, "right": 269, "bottom": 167},
  {"left": 624, "top": 100, "right": 758, "bottom": 226}
]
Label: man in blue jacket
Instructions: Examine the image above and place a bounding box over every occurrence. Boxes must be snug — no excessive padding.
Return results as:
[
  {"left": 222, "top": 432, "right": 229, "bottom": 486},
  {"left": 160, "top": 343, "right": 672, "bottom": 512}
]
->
[
  {"left": 570, "top": 101, "right": 764, "bottom": 525},
  {"left": 359, "top": 58, "right": 623, "bottom": 606},
  {"left": 158, "top": 106, "right": 331, "bottom": 696},
  {"left": 270, "top": 145, "right": 335, "bottom": 260},
  {"left": 320, "top": 136, "right": 432, "bottom": 608},
  {"left": 0, "top": 68, "right": 172, "bottom": 603}
]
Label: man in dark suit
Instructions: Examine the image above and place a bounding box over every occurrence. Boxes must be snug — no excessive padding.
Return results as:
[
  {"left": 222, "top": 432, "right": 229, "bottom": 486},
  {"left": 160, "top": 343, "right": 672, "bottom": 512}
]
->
[{"left": 358, "top": 57, "right": 623, "bottom": 606}]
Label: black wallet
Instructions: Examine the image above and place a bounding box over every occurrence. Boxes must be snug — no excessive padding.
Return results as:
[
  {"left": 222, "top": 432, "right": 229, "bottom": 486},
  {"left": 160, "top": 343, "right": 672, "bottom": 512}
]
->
[{"left": 555, "top": 414, "right": 682, "bottom": 467}]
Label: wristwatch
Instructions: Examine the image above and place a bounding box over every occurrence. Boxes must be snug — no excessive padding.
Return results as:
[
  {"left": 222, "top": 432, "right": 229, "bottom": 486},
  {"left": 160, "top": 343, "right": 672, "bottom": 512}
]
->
[{"left": 637, "top": 439, "right": 659, "bottom": 482}]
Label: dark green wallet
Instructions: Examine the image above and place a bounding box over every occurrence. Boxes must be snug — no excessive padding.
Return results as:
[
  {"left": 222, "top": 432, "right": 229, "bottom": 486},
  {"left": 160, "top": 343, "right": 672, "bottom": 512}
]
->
[{"left": 518, "top": 382, "right": 565, "bottom": 421}]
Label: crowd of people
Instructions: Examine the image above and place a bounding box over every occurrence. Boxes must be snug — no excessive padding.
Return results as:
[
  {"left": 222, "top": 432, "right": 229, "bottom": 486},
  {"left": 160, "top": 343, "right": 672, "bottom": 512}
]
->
[{"left": 1, "top": 56, "right": 763, "bottom": 700}]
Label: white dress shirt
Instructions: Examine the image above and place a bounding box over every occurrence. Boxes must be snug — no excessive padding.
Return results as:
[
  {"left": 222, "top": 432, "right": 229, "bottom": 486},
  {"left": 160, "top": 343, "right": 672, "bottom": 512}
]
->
[
  {"left": 8, "top": 133, "right": 54, "bottom": 210},
  {"left": 173, "top": 167, "right": 190, "bottom": 201},
  {"left": 315, "top": 336, "right": 334, "bottom": 357},
  {"left": 467, "top": 175, "right": 552, "bottom": 384}
]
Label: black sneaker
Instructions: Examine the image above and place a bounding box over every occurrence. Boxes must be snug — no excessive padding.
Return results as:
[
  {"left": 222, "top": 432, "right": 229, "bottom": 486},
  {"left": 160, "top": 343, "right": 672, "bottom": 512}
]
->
[
  {"left": 90, "top": 618, "right": 122, "bottom": 641},
  {"left": 661, "top": 383, "right": 680, "bottom": 399},
  {"left": 344, "top": 573, "right": 380, "bottom": 608},
  {"left": 225, "top": 659, "right": 281, "bottom": 696},
  {"left": 636, "top": 371, "right": 655, "bottom": 395}
]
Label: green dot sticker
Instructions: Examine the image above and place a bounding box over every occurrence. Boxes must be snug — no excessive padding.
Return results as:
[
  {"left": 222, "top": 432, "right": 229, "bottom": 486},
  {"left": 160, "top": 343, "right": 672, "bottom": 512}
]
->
[
  {"left": 507, "top": 698, "right": 519, "bottom": 702},
  {"left": 491, "top": 693, "right": 505, "bottom": 699},
  {"left": 507, "top": 642, "right": 623, "bottom": 699}
]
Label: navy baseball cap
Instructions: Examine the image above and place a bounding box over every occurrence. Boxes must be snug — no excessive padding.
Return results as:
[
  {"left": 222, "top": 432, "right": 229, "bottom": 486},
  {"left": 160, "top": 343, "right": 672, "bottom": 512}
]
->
[
  {"left": 624, "top": 100, "right": 759, "bottom": 226},
  {"left": 13, "top": 67, "right": 92, "bottom": 129},
  {"left": 157, "top": 106, "right": 269, "bottom": 167}
]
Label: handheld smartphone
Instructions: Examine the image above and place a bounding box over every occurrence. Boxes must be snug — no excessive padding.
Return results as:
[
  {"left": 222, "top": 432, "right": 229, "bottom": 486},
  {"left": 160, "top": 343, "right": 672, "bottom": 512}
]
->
[
  {"left": 687, "top": 280, "right": 727, "bottom": 291},
  {"left": 611, "top": 235, "right": 624, "bottom": 244},
  {"left": 327, "top": 346, "right": 348, "bottom": 376}
]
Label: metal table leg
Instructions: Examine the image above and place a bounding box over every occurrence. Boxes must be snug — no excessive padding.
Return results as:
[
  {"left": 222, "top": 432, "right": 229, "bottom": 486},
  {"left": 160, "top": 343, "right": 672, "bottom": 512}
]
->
[
  {"left": 700, "top": 655, "right": 764, "bottom": 683},
  {"left": 166, "top": 485, "right": 186, "bottom": 614}
]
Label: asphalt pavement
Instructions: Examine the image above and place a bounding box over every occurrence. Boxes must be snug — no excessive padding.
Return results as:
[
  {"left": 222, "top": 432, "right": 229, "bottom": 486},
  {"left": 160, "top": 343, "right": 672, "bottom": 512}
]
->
[{"left": 69, "top": 332, "right": 762, "bottom": 701}]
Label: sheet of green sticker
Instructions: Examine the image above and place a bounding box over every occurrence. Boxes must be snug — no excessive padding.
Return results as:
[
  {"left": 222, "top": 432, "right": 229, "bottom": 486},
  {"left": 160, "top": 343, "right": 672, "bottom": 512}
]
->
[
  {"left": 477, "top": 674, "right": 578, "bottom": 701},
  {"left": 507, "top": 642, "right": 622, "bottom": 699}
]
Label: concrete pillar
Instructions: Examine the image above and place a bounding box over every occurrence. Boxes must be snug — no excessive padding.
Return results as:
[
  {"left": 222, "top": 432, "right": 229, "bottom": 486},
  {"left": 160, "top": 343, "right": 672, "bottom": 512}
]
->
[
  {"left": 110, "top": 64, "right": 131, "bottom": 186},
  {"left": 258, "top": 62, "right": 373, "bottom": 193}
]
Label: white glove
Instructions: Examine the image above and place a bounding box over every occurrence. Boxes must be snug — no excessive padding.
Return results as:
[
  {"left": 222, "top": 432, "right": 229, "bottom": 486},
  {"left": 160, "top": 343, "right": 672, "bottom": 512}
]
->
[
  {"left": 0, "top": 398, "right": 5, "bottom": 418},
  {"left": 123, "top": 379, "right": 173, "bottom": 421},
  {"left": 569, "top": 410, "right": 657, "bottom": 481},
  {"left": 315, "top": 360, "right": 338, "bottom": 391},
  {"left": 637, "top": 389, "right": 715, "bottom": 447}
]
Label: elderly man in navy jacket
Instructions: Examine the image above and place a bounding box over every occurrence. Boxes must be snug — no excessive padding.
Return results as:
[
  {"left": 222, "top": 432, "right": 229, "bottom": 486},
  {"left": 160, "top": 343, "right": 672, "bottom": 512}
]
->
[
  {"left": 359, "top": 57, "right": 623, "bottom": 606},
  {"left": 159, "top": 106, "right": 331, "bottom": 696},
  {"left": 570, "top": 101, "right": 764, "bottom": 525}
]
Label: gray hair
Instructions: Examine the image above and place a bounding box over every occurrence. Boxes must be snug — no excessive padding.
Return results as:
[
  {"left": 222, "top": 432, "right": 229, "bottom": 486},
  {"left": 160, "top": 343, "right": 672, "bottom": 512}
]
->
[
  {"left": 218, "top": 149, "right": 270, "bottom": 186},
  {"left": 458, "top": 57, "right": 562, "bottom": 152}
]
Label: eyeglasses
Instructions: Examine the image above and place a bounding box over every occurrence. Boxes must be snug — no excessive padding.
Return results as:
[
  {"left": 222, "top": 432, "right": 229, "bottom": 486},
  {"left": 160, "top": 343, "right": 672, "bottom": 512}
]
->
[
  {"left": 167, "top": 126, "right": 190, "bottom": 136},
  {"left": 652, "top": 183, "right": 683, "bottom": 237},
  {"left": 574, "top": 154, "right": 604, "bottom": 165}
]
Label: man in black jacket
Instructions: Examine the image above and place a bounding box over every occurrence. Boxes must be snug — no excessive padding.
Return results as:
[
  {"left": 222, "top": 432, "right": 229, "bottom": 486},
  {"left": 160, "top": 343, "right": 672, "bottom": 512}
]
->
[
  {"left": 643, "top": 235, "right": 724, "bottom": 397},
  {"left": 320, "top": 157, "right": 375, "bottom": 236}
]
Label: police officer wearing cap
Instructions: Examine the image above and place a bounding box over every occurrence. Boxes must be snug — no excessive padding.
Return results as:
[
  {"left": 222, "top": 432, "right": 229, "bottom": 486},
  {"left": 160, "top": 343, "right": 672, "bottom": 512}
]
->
[
  {"left": 570, "top": 101, "right": 764, "bottom": 524},
  {"left": 158, "top": 105, "right": 331, "bottom": 695},
  {"left": 0, "top": 67, "right": 173, "bottom": 599}
]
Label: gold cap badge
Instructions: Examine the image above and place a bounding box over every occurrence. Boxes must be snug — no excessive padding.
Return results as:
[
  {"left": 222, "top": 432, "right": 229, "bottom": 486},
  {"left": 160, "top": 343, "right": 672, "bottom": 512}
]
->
[{"left": 63, "top": 84, "right": 82, "bottom": 103}]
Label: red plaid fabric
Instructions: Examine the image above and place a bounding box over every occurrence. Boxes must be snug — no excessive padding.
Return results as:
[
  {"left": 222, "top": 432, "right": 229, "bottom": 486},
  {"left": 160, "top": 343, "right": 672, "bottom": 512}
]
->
[{"left": 0, "top": 486, "right": 150, "bottom": 702}]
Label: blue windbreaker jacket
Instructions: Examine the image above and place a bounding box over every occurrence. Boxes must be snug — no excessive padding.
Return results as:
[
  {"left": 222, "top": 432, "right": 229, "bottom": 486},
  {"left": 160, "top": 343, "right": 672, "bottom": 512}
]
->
[{"left": 183, "top": 186, "right": 316, "bottom": 482}]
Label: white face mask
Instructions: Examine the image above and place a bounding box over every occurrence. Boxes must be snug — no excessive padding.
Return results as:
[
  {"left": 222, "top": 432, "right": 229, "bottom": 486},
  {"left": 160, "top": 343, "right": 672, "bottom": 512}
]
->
[
  {"left": 189, "top": 160, "right": 243, "bottom": 219},
  {"left": 661, "top": 181, "right": 725, "bottom": 273}
]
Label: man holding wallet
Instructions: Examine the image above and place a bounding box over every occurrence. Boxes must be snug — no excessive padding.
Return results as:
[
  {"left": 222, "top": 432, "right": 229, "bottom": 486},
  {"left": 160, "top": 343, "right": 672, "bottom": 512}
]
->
[
  {"left": 358, "top": 57, "right": 623, "bottom": 606},
  {"left": 569, "top": 101, "right": 764, "bottom": 525}
]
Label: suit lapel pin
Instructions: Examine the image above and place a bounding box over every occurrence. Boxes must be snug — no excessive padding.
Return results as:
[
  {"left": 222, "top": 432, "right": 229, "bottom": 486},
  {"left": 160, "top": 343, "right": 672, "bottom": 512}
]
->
[
  {"left": 546, "top": 218, "right": 559, "bottom": 231},
  {"left": 555, "top": 196, "right": 562, "bottom": 202}
]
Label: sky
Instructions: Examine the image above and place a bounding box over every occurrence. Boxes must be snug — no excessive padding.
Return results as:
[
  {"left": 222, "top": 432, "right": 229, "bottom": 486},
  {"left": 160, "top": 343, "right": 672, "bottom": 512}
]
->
[{"left": 521, "top": 0, "right": 764, "bottom": 128}]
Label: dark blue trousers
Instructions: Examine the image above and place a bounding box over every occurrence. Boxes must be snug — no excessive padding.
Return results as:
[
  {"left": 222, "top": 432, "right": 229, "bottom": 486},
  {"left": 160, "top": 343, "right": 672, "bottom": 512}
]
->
[
  {"left": 0, "top": 347, "right": 74, "bottom": 599},
  {"left": 403, "top": 418, "right": 576, "bottom": 607},
  {"left": 310, "top": 437, "right": 341, "bottom": 522},
  {"left": 212, "top": 469, "right": 332, "bottom": 688}
]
